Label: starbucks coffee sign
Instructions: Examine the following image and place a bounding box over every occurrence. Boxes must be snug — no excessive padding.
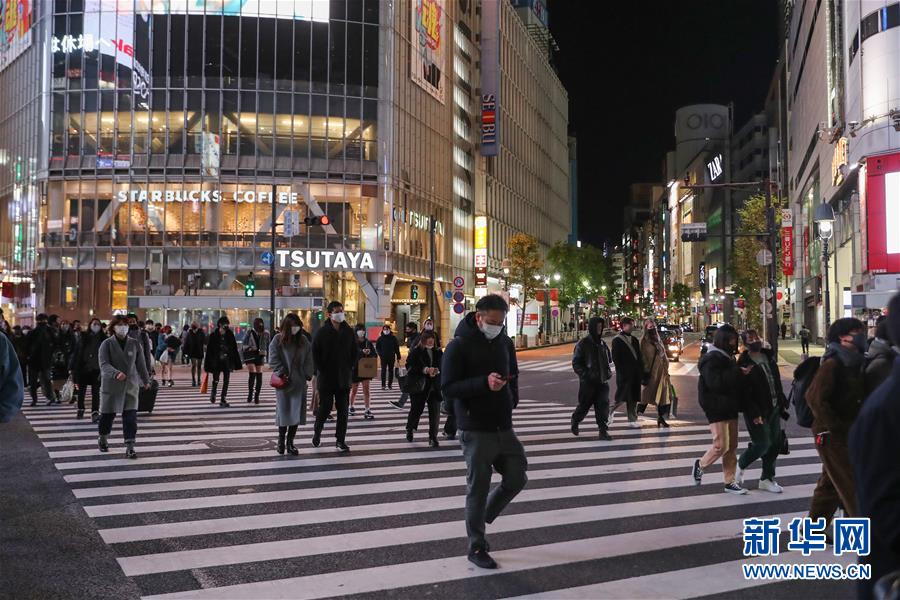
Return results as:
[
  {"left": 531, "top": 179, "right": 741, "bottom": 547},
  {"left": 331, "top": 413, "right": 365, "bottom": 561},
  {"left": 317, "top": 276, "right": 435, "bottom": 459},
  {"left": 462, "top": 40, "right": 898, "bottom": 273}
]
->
[{"left": 274, "top": 249, "right": 376, "bottom": 271}]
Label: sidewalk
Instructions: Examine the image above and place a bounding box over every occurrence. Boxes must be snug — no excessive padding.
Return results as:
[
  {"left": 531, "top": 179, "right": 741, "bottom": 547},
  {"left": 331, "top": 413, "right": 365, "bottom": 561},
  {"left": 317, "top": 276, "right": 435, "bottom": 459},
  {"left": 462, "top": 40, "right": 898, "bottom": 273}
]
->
[{"left": 777, "top": 337, "right": 824, "bottom": 367}]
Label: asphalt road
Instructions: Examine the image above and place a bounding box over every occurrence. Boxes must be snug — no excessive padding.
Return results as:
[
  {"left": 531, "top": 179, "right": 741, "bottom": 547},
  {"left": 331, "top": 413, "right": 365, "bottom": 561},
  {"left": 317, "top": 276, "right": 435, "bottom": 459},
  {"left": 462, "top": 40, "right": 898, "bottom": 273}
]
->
[{"left": 2, "top": 341, "right": 854, "bottom": 600}]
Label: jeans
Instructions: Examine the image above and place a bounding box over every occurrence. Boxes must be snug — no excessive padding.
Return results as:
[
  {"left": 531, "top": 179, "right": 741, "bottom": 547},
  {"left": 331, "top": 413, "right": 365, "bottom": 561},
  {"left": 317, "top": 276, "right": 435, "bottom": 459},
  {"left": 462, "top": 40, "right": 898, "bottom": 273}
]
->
[
  {"left": 28, "top": 365, "right": 54, "bottom": 403},
  {"left": 459, "top": 429, "right": 528, "bottom": 553},
  {"left": 314, "top": 388, "right": 350, "bottom": 443},
  {"left": 572, "top": 380, "right": 610, "bottom": 431},
  {"left": 77, "top": 369, "right": 101, "bottom": 414},
  {"left": 381, "top": 359, "right": 396, "bottom": 388},
  {"left": 700, "top": 419, "right": 739, "bottom": 483},
  {"left": 99, "top": 409, "right": 137, "bottom": 443},
  {"left": 737, "top": 406, "right": 781, "bottom": 481},
  {"left": 407, "top": 391, "right": 440, "bottom": 439}
]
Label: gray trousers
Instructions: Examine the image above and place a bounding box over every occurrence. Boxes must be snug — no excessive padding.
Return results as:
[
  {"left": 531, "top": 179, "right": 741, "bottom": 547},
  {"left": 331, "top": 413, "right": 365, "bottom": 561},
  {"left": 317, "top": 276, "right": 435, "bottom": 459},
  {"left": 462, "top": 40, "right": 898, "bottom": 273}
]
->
[{"left": 459, "top": 429, "right": 528, "bottom": 553}]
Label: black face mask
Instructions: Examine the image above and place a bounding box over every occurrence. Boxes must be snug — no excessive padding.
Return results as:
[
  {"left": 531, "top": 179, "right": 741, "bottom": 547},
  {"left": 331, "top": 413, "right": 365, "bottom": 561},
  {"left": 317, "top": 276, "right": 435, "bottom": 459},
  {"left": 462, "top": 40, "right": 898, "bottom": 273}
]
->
[{"left": 129, "top": 323, "right": 138, "bottom": 331}]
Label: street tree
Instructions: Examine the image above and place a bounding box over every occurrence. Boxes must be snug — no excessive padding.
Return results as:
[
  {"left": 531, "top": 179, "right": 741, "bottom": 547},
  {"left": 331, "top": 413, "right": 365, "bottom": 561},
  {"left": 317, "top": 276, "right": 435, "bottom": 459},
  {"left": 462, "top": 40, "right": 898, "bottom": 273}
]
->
[
  {"left": 731, "top": 193, "right": 784, "bottom": 331},
  {"left": 506, "top": 233, "right": 543, "bottom": 336}
]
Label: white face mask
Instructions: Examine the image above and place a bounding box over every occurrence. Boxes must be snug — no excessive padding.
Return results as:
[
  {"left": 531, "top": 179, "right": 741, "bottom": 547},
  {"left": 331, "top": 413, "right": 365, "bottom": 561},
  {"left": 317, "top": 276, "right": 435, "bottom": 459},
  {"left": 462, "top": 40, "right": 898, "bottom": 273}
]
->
[
  {"left": 91, "top": 324, "right": 101, "bottom": 333},
  {"left": 114, "top": 325, "right": 129, "bottom": 337},
  {"left": 291, "top": 325, "right": 301, "bottom": 335},
  {"left": 330, "top": 312, "right": 345, "bottom": 323},
  {"left": 424, "top": 323, "right": 434, "bottom": 331},
  {"left": 479, "top": 321, "right": 503, "bottom": 340},
  {"left": 357, "top": 330, "right": 366, "bottom": 339},
  {"left": 61, "top": 325, "right": 70, "bottom": 332},
  {"left": 383, "top": 328, "right": 390, "bottom": 335}
]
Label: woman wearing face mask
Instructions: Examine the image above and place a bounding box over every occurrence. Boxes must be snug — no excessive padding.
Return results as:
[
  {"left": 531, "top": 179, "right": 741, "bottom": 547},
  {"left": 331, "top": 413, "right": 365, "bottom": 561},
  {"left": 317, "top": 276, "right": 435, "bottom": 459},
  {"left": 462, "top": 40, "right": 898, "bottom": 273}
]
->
[
  {"left": 159, "top": 325, "right": 181, "bottom": 387},
  {"left": 404, "top": 331, "right": 443, "bottom": 446},
  {"left": 734, "top": 329, "right": 788, "bottom": 494},
  {"left": 268, "top": 313, "right": 315, "bottom": 455},
  {"left": 69, "top": 318, "right": 107, "bottom": 421},
  {"left": 349, "top": 323, "right": 377, "bottom": 419},
  {"left": 375, "top": 324, "right": 401, "bottom": 390},
  {"left": 637, "top": 319, "right": 672, "bottom": 428},
  {"left": 692, "top": 325, "right": 751, "bottom": 495},
  {"left": 52, "top": 319, "right": 77, "bottom": 403},
  {"left": 203, "top": 316, "right": 242, "bottom": 407},
  {"left": 97, "top": 316, "right": 151, "bottom": 458},
  {"left": 420, "top": 317, "right": 442, "bottom": 349},
  {"left": 242, "top": 317, "right": 271, "bottom": 404}
]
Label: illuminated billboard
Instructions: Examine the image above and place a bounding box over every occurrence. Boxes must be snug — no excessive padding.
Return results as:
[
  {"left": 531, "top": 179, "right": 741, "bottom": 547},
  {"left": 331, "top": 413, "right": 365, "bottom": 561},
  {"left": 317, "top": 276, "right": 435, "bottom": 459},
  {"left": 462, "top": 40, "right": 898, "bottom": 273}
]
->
[
  {"left": 0, "top": 0, "right": 32, "bottom": 73},
  {"left": 863, "top": 152, "right": 900, "bottom": 274}
]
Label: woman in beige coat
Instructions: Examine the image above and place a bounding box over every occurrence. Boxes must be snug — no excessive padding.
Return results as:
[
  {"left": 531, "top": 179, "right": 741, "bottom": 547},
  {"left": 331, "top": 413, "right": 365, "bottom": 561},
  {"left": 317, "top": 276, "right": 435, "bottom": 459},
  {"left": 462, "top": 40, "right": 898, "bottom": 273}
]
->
[{"left": 638, "top": 319, "right": 671, "bottom": 428}]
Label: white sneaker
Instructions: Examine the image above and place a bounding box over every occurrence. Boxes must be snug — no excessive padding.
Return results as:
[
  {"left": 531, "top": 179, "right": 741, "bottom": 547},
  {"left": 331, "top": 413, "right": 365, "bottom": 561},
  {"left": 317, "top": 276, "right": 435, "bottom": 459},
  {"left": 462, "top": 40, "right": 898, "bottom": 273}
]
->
[
  {"left": 758, "top": 479, "right": 783, "bottom": 493},
  {"left": 607, "top": 411, "right": 616, "bottom": 427},
  {"left": 735, "top": 466, "right": 744, "bottom": 486},
  {"left": 628, "top": 420, "right": 641, "bottom": 429}
]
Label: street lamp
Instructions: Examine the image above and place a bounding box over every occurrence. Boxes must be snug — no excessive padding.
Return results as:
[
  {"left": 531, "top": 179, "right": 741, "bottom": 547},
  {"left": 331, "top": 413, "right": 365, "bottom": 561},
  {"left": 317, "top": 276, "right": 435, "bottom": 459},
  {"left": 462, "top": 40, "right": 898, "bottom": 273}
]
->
[{"left": 815, "top": 203, "right": 835, "bottom": 332}]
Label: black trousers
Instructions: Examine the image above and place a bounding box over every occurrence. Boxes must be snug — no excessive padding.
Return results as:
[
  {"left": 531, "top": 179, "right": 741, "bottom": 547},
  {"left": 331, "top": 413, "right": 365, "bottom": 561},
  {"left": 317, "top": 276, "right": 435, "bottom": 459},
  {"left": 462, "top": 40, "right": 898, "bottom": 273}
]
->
[
  {"left": 20, "top": 360, "right": 27, "bottom": 387},
  {"left": 380, "top": 359, "right": 396, "bottom": 388},
  {"left": 99, "top": 409, "right": 137, "bottom": 442},
  {"left": 28, "top": 365, "right": 54, "bottom": 403},
  {"left": 572, "top": 380, "right": 610, "bottom": 432},
  {"left": 314, "top": 388, "right": 350, "bottom": 443},
  {"left": 210, "top": 370, "right": 231, "bottom": 402},
  {"left": 77, "top": 369, "right": 101, "bottom": 413},
  {"left": 612, "top": 375, "right": 640, "bottom": 422},
  {"left": 407, "top": 391, "right": 440, "bottom": 439},
  {"left": 801, "top": 339, "right": 810, "bottom": 354}
]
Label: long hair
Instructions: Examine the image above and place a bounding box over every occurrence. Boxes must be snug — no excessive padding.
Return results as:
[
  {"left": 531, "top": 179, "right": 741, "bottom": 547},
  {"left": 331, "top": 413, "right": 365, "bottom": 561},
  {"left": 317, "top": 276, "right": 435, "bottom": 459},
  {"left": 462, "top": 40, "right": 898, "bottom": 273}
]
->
[
  {"left": 280, "top": 313, "right": 302, "bottom": 345},
  {"left": 415, "top": 330, "right": 437, "bottom": 349},
  {"left": 107, "top": 315, "right": 127, "bottom": 336}
]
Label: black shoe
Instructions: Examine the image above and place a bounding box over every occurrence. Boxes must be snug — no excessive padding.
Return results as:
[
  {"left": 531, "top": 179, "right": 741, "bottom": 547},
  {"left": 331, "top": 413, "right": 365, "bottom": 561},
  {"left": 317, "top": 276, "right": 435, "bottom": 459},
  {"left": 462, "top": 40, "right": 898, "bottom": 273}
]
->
[
  {"left": 657, "top": 416, "right": 670, "bottom": 428},
  {"left": 30, "top": 399, "right": 36, "bottom": 406},
  {"left": 98, "top": 436, "right": 109, "bottom": 452},
  {"left": 444, "top": 431, "right": 456, "bottom": 440},
  {"left": 220, "top": 400, "right": 230, "bottom": 408},
  {"left": 429, "top": 437, "right": 439, "bottom": 448},
  {"left": 254, "top": 398, "right": 259, "bottom": 405},
  {"left": 210, "top": 396, "right": 216, "bottom": 404},
  {"left": 312, "top": 432, "right": 321, "bottom": 447},
  {"left": 691, "top": 459, "right": 703, "bottom": 485},
  {"left": 247, "top": 395, "right": 253, "bottom": 403},
  {"left": 406, "top": 429, "right": 414, "bottom": 442},
  {"left": 76, "top": 409, "right": 84, "bottom": 419},
  {"left": 125, "top": 445, "right": 137, "bottom": 459},
  {"left": 286, "top": 444, "right": 299, "bottom": 456},
  {"left": 326, "top": 414, "right": 334, "bottom": 421},
  {"left": 192, "top": 379, "right": 197, "bottom": 387},
  {"left": 599, "top": 431, "right": 612, "bottom": 441},
  {"left": 336, "top": 441, "right": 350, "bottom": 453},
  {"left": 389, "top": 400, "right": 405, "bottom": 410},
  {"left": 382, "top": 385, "right": 387, "bottom": 390},
  {"left": 571, "top": 419, "right": 579, "bottom": 436},
  {"left": 467, "top": 548, "right": 498, "bottom": 570},
  {"left": 388, "top": 385, "right": 393, "bottom": 390},
  {"left": 91, "top": 411, "right": 100, "bottom": 424}
]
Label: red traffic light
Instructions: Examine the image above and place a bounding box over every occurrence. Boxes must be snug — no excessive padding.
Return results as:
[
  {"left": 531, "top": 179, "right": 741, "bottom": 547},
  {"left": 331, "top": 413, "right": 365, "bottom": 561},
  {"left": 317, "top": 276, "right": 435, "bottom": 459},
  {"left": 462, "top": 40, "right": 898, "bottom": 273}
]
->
[
  {"left": 302, "top": 215, "right": 332, "bottom": 227},
  {"left": 319, "top": 215, "right": 330, "bottom": 226}
]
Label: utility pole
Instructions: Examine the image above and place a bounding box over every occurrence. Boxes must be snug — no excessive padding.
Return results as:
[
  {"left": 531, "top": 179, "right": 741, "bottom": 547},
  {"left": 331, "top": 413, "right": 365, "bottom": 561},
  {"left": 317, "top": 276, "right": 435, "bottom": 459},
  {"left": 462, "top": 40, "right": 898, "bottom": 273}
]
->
[
  {"left": 765, "top": 181, "right": 779, "bottom": 356},
  {"left": 270, "top": 184, "right": 277, "bottom": 333},
  {"left": 429, "top": 215, "right": 436, "bottom": 324}
]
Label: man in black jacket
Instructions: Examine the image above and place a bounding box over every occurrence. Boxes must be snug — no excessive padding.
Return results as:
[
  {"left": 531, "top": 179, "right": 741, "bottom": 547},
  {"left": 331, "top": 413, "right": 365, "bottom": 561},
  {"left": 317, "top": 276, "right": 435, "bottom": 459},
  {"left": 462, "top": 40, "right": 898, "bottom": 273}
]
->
[
  {"left": 70, "top": 319, "right": 107, "bottom": 421},
  {"left": 311, "top": 300, "right": 358, "bottom": 452},
  {"left": 610, "top": 317, "right": 643, "bottom": 428},
  {"left": 26, "top": 313, "right": 56, "bottom": 406},
  {"left": 442, "top": 294, "right": 526, "bottom": 570},
  {"left": 571, "top": 316, "right": 613, "bottom": 440},
  {"left": 375, "top": 325, "right": 402, "bottom": 390}
]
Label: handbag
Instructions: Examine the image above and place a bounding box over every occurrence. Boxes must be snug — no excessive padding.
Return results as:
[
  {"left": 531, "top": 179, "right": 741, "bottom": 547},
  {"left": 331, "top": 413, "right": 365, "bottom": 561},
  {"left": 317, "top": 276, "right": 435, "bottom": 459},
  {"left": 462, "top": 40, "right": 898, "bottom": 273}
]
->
[
  {"left": 60, "top": 379, "right": 75, "bottom": 404},
  {"left": 779, "top": 429, "right": 790, "bottom": 455},
  {"left": 357, "top": 356, "right": 378, "bottom": 380},
  {"left": 270, "top": 371, "right": 290, "bottom": 389},
  {"left": 159, "top": 350, "right": 170, "bottom": 364},
  {"left": 242, "top": 330, "right": 261, "bottom": 362},
  {"left": 200, "top": 372, "right": 209, "bottom": 394}
]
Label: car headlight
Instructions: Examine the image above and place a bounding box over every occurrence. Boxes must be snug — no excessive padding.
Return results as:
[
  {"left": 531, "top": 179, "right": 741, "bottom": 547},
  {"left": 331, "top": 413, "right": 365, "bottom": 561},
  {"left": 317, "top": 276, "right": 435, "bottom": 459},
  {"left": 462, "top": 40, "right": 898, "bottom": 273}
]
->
[{"left": 668, "top": 344, "right": 679, "bottom": 351}]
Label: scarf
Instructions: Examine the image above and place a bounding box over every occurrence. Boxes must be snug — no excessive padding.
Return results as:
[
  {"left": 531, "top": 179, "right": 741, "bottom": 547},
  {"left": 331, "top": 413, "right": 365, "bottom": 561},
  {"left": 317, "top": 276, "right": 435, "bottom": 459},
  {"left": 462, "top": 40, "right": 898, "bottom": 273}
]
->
[{"left": 823, "top": 342, "right": 865, "bottom": 371}]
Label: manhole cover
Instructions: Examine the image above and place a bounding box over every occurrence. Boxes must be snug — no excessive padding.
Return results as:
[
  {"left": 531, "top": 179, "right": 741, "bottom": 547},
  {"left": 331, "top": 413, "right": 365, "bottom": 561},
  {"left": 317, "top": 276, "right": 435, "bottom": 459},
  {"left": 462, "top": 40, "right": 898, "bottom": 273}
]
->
[{"left": 206, "top": 438, "right": 272, "bottom": 450}]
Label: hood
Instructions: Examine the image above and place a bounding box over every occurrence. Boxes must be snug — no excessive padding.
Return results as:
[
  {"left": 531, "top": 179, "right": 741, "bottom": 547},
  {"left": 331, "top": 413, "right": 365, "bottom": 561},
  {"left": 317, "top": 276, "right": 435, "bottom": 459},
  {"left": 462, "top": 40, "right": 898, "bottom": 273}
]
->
[
  {"left": 699, "top": 345, "right": 732, "bottom": 370},
  {"left": 868, "top": 337, "right": 894, "bottom": 360},
  {"left": 823, "top": 341, "right": 865, "bottom": 370},
  {"left": 588, "top": 317, "right": 605, "bottom": 343}
]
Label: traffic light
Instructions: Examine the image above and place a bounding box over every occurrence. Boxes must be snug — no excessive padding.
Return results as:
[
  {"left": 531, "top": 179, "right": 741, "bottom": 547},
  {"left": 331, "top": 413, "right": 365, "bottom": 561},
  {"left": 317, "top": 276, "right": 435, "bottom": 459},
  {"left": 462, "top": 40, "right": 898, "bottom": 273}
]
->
[
  {"left": 303, "top": 215, "right": 331, "bottom": 227},
  {"left": 244, "top": 273, "right": 256, "bottom": 297},
  {"left": 316, "top": 311, "right": 324, "bottom": 321},
  {"left": 410, "top": 284, "right": 419, "bottom": 300}
]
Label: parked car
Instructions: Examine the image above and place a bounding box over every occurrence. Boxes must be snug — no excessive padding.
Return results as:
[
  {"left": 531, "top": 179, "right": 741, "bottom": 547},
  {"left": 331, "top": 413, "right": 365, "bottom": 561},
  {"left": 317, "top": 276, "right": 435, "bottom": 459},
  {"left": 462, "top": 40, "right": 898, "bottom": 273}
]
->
[
  {"left": 681, "top": 323, "right": 693, "bottom": 333},
  {"left": 657, "top": 324, "right": 683, "bottom": 361}
]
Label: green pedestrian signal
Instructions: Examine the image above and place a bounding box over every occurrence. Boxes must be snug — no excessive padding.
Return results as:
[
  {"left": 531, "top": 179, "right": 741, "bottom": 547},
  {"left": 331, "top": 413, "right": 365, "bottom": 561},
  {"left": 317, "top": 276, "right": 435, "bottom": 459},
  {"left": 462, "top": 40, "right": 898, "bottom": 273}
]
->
[
  {"left": 410, "top": 284, "right": 419, "bottom": 300},
  {"left": 244, "top": 275, "right": 256, "bottom": 297}
]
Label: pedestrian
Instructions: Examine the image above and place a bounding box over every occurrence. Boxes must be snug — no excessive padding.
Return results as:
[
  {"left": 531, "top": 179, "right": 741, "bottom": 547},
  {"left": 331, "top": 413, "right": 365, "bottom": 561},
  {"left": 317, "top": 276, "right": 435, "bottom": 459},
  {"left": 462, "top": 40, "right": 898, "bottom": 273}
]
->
[
  {"left": 780, "top": 321, "right": 787, "bottom": 340},
  {"left": 864, "top": 317, "right": 895, "bottom": 396},
  {"left": 735, "top": 329, "right": 788, "bottom": 494},
  {"left": 610, "top": 317, "right": 643, "bottom": 428},
  {"left": 311, "top": 301, "right": 357, "bottom": 452},
  {"left": 0, "top": 332, "right": 23, "bottom": 423},
  {"left": 420, "top": 317, "right": 442, "bottom": 347},
  {"left": 376, "top": 324, "right": 401, "bottom": 390},
  {"left": 806, "top": 317, "right": 867, "bottom": 526},
  {"left": 11, "top": 325, "right": 27, "bottom": 388},
  {"left": 52, "top": 319, "right": 76, "bottom": 403},
  {"left": 154, "top": 324, "right": 168, "bottom": 362},
  {"left": 69, "top": 318, "right": 106, "bottom": 421},
  {"left": 26, "top": 314, "right": 56, "bottom": 406},
  {"left": 180, "top": 324, "right": 191, "bottom": 364},
  {"left": 184, "top": 322, "right": 207, "bottom": 386},
  {"left": 692, "top": 325, "right": 750, "bottom": 495},
  {"left": 799, "top": 324, "right": 811, "bottom": 355},
  {"left": 268, "top": 313, "right": 315, "bottom": 455},
  {"left": 159, "top": 325, "right": 180, "bottom": 387},
  {"left": 636, "top": 318, "right": 672, "bottom": 428},
  {"left": 850, "top": 294, "right": 900, "bottom": 600},
  {"left": 442, "top": 294, "right": 525, "bottom": 570},
  {"left": 203, "top": 316, "right": 242, "bottom": 407},
  {"left": 405, "top": 330, "right": 443, "bottom": 446},
  {"left": 242, "top": 317, "right": 270, "bottom": 404},
  {"left": 570, "top": 316, "right": 613, "bottom": 441},
  {"left": 125, "top": 314, "right": 154, "bottom": 378},
  {"left": 349, "top": 323, "right": 377, "bottom": 419},
  {"left": 146, "top": 319, "right": 159, "bottom": 358},
  {"left": 97, "top": 316, "right": 151, "bottom": 458},
  {"left": 389, "top": 322, "right": 420, "bottom": 410}
]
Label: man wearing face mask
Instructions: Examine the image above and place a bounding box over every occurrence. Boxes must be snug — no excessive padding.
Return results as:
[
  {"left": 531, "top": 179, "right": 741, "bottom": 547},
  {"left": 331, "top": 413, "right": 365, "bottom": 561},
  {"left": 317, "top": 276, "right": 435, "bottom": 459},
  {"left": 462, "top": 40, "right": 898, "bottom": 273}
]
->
[
  {"left": 376, "top": 324, "right": 402, "bottom": 390},
  {"left": 69, "top": 318, "right": 108, "bottom": 421},
  {"left": 203, "top": 316, "right": 242, "bottom": 407},
  {"left": 26, "top": 315, "right": 55, "bottom": 406},
  {"left": 311, "top": 301, "right": 358, "bottom": 452},
  {"left": 442, "top": 294, "right": 525, "bottom": 570},
  {"left": 805, "top": 317, "right": 868, "bottom": 528}
]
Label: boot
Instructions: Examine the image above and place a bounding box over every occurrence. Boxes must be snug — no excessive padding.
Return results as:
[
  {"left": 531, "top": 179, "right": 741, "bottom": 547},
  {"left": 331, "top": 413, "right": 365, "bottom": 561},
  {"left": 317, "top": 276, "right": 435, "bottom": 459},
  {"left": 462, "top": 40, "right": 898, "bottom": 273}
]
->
[
  {"left": 286, "top": 426, "right": 299, "bottom": 455},
  {"left": 209, "top": 378, "right": 218, "bottom": 404},
  {"left": 220, "top": 376, "right": 230, "bottom": 407},
  {"left": 125, "top": 441, "right": 137, "bottom": 459},
  {"left": 253, "top": 372, "right": 262, "bottom": 404},
  {"left": 277, "top": 426, "right": 286, "bottom": 455},
  {"left": 247, "top": 373, "right": 255, "bottom": 403}
]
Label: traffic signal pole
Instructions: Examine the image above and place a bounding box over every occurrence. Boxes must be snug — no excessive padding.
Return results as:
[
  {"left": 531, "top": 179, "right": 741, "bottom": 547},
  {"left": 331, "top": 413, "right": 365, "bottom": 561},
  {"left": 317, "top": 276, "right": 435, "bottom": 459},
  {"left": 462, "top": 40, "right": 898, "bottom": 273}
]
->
[{"left": 270, "top": 185, "right": 276, "bottom": 333}]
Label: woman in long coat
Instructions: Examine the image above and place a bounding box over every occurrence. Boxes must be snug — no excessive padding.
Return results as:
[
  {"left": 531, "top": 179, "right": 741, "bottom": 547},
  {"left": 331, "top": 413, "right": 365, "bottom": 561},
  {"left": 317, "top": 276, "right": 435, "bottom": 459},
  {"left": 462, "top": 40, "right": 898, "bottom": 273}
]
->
[
  {"left": 203, "top": 316, "right": 242, "bottom": 407},
  {"left": 404, "top": 331, "right": 443, "bottom": 447},
  {"left": 638, "top": 318, "right": 672, "bottom": 428},
  {"left": 98, "top": 315, "right": 151, "bottom": 458},
  {"left": 268, "top": 313, "right": 315, "bottom": 455}
]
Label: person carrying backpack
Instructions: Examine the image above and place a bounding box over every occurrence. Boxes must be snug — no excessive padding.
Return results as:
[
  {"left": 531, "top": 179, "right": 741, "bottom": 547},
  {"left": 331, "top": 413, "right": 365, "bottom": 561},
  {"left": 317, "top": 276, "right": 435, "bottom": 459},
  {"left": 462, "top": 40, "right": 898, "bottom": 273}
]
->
[
  {"left": 865, "top": 317, "right": 895, "bottom": 396},
  {"left": 806, "top": 318, "right": 868, "bottom": 527}
]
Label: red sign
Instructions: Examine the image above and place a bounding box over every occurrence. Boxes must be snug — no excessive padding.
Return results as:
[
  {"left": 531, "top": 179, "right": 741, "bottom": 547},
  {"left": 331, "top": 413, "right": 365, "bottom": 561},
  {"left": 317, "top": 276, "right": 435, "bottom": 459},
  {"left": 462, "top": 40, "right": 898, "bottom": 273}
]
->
[
  {"left": 524, "top": 313, "right": 539, "bottom": 326},
  {"left": 598, "top": 296, "right": 606, "bottom": 305},
  {"left": 865, "top": 152, "right": 900, "bottom": 274},
  {"left": 550, "top": 288, "right": 559, "bottom": 302},
  {"left": 535, "top": 290, "right": 545, "bottom": 302},
  {"left": 782, "top": 226, "right": 793, "bottom": 276}
]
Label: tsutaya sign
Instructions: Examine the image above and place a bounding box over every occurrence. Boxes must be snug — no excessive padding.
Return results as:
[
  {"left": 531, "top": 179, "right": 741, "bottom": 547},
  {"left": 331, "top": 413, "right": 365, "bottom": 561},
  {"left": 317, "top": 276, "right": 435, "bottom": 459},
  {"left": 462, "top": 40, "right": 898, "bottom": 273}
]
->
[
  {"left": 117, "top": 189, "right": 300, "bottom": 203},
  {"left": 274, "top": 249, "right": 376, "bottom": 271}
]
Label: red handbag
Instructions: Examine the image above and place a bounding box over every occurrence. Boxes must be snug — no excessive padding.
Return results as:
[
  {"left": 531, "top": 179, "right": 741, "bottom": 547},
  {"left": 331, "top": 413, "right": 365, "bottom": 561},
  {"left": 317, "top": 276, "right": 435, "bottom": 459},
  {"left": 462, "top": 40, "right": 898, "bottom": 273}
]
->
[{"left": 270, "top": 372, "right": 290, "bottom": 389}]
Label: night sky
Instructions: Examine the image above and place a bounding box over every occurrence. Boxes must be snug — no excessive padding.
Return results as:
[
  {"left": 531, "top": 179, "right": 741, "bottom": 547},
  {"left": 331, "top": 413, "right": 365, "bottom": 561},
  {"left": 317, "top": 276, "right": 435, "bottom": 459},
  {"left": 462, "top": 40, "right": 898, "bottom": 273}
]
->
[{"left": 548, "top": 0, "right": 779, "bottom": 247}]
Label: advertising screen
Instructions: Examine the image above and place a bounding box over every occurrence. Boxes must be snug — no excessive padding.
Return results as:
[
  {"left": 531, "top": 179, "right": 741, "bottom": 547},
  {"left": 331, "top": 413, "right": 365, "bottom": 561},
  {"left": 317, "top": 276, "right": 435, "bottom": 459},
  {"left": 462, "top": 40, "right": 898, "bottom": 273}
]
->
[{"left": 864, "top": 153, "right": 900, "bottom": 274}]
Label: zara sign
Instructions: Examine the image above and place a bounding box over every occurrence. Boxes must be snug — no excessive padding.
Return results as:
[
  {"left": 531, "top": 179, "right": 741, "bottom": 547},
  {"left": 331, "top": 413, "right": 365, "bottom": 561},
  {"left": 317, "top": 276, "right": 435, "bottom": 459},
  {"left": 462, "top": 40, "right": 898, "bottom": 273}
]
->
[{"left": 706, "top": 154, "right": 724, "bottom": 182}]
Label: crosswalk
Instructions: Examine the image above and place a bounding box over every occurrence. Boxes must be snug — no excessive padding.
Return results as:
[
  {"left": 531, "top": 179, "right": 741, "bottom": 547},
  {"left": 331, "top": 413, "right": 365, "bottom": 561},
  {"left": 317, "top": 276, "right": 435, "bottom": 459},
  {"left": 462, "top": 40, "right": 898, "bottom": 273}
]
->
[
  {"left": 518, "top": 358, "right": 699, "bottom": 376},
  {"left": 19, "top": 372, "right": 843, "bottom": 599}
]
